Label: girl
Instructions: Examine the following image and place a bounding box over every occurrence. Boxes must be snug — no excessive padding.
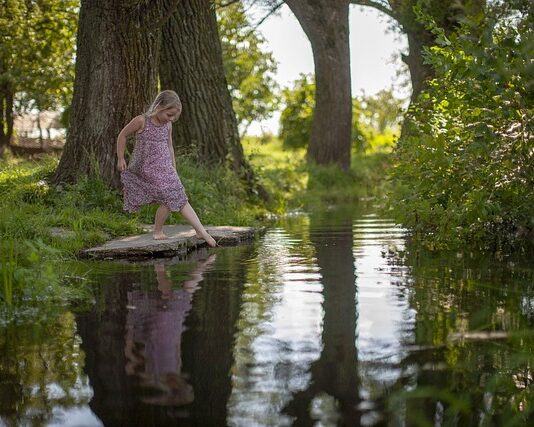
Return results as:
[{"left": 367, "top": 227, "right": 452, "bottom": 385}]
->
[{"left": 117, "top": 90, "right": 216, "bottom": 246}]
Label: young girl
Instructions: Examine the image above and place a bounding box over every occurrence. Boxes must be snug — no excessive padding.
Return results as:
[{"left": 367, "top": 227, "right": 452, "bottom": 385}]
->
[{"left": 117, "top": 90, "right": 216, "bottom": 246}]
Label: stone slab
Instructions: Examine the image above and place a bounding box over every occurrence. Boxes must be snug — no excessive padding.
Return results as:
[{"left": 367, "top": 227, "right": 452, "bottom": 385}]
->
[{"left": 81, "top": 225, "right": 258, "bottom": 260}]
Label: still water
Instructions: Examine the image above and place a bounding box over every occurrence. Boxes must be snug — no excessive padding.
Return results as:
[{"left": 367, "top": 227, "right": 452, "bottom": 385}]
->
[{"left": 2, "top": 205, "right": 534, "bottom": 426}]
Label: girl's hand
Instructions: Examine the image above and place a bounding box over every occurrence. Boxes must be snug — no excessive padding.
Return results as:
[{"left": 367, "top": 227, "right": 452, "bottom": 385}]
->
[{"left": 117, "top": 158, "right": 127, "bottom": 172}]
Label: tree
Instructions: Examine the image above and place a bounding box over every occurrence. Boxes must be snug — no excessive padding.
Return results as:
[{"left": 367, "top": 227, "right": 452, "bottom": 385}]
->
[
  {"left": 390, "top": 0, "right": 534, "bottom": 249},
  {"left": 359, "top": 89, "right": 404, "bottom": 133},
  {"left": 284, "top": 0, "right": 352, "bottom": 170},
  {"left": 159, "top": 0, "right": 269, "bottom": 199},
  {"left": 0, "top": 0, "right": 77, "bottom": 157},
  {"left": 217, "top": 2, "right": 279, "bottom": 136},
  {"left": 351, "top": 0, "right": 487, "bottom": 102},
  {"left": 254, "top": 0, "right": 486, "bottom": 165},
  {"left": 278, "top": 74, "right": 315, "bottom": 150},
  {"left": 279, "top": 74, "right": 366, "bottom": 152},
  {"left": 53, "top": 0, "right": 181, "bottom": 187}
]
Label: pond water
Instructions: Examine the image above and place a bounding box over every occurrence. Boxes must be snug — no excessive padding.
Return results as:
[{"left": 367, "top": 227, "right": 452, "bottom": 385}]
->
[{"left": 1, "top": 204, "right": 534, "bottom": 426}]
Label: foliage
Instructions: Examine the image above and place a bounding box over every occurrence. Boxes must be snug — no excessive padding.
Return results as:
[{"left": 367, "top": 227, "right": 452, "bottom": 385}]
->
[
  {"left": 278, "top": 74, "right": 315, "bottom": 150},
  {"left": 217, "top": 1, "right": 280, "bottom": 135},
  {"left": 390, "top": 0, "right": 534, "bottom": 250},
  {"left": 279, "top": 75, "right": 404, "bottom": 153},
  {"left": 358, "top": 89, "right": 405, "bottom": 134},
  {"left": 278, "top": 74, "right": 368, "bottom": 151},
  {"left": 0, "top": 0, "right": 78, "bottom": 112},
  {"left": 243, "top": 135, "right": 308, "bottom": 212},
  {"left": 0, "top": 238, "right": 92, "bottom": 322}
]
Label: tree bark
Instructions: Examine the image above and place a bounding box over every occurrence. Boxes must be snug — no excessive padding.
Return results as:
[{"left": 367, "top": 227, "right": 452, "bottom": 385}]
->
[
  {"left": 53, "top": 0, "right": 180, "bottom": 187},
  {"left": 160, "top": 0, "right": 227, "bottom": 163},
  {"left": 160, "top": 0, "right": 269, "bottom": 199},
  {"left": 285, "top": 0, "right": 352, "bottom": 170},
  {"left": 37, "top": 111, "right": 44, "bottom": 148},
  {"left": 286, "top": 0, "right": 352, "bottom": 170}
]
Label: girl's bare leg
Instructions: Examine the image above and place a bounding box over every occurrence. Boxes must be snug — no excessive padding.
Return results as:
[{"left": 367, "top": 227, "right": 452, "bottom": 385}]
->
[
  {"left": 180, "top": 202, "right": 217, "bottom": 247},
  {"left": 154, "top": 205, "right": 171, "bottom": 240}
]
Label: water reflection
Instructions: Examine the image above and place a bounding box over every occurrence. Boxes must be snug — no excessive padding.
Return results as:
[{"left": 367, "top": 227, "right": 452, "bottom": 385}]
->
[
  {"left": 386, "top": 245, "right": 534, "bottom": 425},
  {"left": 0, "top": 312, "right": 100, "bottom": 426},
  {"left": 2, "top": 206, "right": 534, "bottom": 426},
  {"left": 76, "top": 250, "right": 232, "bottom": 426},
  {"left": 226, "top": 221, "right": 323, "bottom": 426},
  {"left": 283, "top": 213, "right": 360, "bottom": 425},
  {"left": 124, "top": 256, "right": 215, "bottom": 407}
]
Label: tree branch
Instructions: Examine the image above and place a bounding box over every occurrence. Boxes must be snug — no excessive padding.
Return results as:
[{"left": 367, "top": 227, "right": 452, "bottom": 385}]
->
[
  {"left": 215, "top": 0, "right": 242, "bottom": 9},
  {"left": 350, "top": 0, "right": 397, "bottom": 20},
  {"left": 250, "top": 1, "right": 284, "bottom": 30}
]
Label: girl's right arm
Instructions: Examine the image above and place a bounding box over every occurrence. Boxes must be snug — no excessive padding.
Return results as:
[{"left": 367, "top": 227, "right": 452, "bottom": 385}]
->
[{"left": 117, "top": 115, "right": 144, "bottom": 172}]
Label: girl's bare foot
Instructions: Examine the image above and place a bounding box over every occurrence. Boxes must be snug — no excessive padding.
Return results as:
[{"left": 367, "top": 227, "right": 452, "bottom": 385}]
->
[
  {"left": 153, "top": 231, "right": 169, "bottom": 240},
  {"left": 195, "top": 231, "right": 217, "bottom": 248}
]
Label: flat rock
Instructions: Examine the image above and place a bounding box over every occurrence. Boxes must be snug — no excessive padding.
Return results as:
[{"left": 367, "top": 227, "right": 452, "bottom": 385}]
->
[{"left": 81, "top": 225, "right": 258, "bottom": 260}]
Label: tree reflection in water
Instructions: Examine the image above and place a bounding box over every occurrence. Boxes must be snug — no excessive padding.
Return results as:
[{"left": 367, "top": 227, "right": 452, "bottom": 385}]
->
[{"left": 282, "top": 212, "right": 361, "bottom": 425}]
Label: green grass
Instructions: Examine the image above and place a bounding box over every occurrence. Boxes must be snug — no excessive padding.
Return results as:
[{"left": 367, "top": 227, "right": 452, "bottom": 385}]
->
[{"left": 242, "top": 135, "right": 392, "bottom": 211}]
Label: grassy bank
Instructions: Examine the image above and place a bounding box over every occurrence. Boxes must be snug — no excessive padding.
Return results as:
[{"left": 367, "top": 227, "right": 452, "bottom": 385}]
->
[
  {"left": 0, "top": 142, "right": 391, "bottom": 319},
  {"left": 243, "top": 136, "right": 392, "bottom": 212}
]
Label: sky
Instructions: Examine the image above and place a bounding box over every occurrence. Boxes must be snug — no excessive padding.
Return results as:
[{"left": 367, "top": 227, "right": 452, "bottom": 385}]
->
[{"left": 246, "top": 4, "right": 410, "bottom": 135}]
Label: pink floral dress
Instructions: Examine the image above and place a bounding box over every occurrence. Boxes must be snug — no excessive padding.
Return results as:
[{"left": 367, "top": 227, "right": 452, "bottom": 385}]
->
[{"left": 121, "top": 115, "right": 188, "bottom": 212}]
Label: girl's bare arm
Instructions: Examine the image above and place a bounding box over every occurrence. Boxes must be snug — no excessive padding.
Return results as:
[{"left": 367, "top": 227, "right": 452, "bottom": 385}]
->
[{"left": 117, "top": 115, "right": 144, "bottom": 171}]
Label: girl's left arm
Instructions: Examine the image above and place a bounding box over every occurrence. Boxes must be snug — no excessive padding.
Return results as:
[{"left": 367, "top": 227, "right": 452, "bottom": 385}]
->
[{"left": 168, "top": 123, "right": 176, "bottom": 169}]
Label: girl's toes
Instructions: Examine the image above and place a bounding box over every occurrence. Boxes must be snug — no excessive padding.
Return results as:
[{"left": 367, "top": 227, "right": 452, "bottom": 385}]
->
[{"left": 206, "top": 235, "right": 217, "bottom": 248}]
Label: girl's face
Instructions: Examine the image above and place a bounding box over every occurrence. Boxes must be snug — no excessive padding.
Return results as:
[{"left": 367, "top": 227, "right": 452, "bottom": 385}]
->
[{"left": 156, "top": 106, "right": 181, "bottom": 123}]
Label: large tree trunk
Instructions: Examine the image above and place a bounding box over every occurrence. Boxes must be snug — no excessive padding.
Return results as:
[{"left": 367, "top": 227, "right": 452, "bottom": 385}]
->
[
  {"left": 53, "top": 0, "right": 180, "bottom": 187},
  {"left": 401, "top": 32, "right": 435, "bottom": 103},
  {"left": 286, "top": 0, "right": 352, "bottom": 170},
  {"left": 160, "top": 0, "right": 269, "bottom": 199},
  {"left": 160, "top": 0, "right": 228, "bottom": 163}
]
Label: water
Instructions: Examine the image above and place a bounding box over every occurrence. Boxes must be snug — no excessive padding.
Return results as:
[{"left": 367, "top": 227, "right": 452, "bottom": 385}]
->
[{"left": 1, "top": 205, "right": 534, "bottom": 426}]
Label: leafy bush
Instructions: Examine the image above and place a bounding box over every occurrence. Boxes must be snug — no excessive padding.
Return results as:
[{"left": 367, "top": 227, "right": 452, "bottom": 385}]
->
[
  {"left": 279, "top": 74, "right": 316, "bottom": 150},
  {"left": 390, "top": 0, "right": 534, "bottom": 250}
]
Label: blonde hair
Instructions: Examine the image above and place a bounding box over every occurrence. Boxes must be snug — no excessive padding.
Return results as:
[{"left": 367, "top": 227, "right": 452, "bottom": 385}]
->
[{"left": 145, "top": 90, "right": 182, "bottom": 116}]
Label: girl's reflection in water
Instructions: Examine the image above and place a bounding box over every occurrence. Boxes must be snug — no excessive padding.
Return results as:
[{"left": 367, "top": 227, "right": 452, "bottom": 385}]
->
[{"left": 124, "top": 254, "right": 216, "bottom": 406}]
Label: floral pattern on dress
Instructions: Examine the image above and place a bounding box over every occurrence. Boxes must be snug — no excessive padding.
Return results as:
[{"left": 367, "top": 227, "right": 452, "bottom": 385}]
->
[{"left": 121, "top": 115, "right": 188, "bottom": 213}]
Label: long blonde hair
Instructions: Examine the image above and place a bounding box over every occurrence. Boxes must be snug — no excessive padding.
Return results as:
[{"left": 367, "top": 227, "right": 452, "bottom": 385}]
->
[{"left": 145, "top": 90, "right": 182, "bottom": 116}]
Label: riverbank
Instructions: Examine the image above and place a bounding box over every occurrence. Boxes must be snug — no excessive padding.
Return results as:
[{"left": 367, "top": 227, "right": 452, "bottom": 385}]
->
[{"left": 0, "top": 141, "right": 391, "bottom": 319}]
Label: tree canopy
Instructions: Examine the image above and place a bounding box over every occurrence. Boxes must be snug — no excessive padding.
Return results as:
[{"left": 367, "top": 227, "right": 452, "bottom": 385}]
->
[
  {"left": 0, "top": 0, "right": 78, "bottom": 154},
  {"left": 217, "top": 1, "right": 280, "bottom": 136}
]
